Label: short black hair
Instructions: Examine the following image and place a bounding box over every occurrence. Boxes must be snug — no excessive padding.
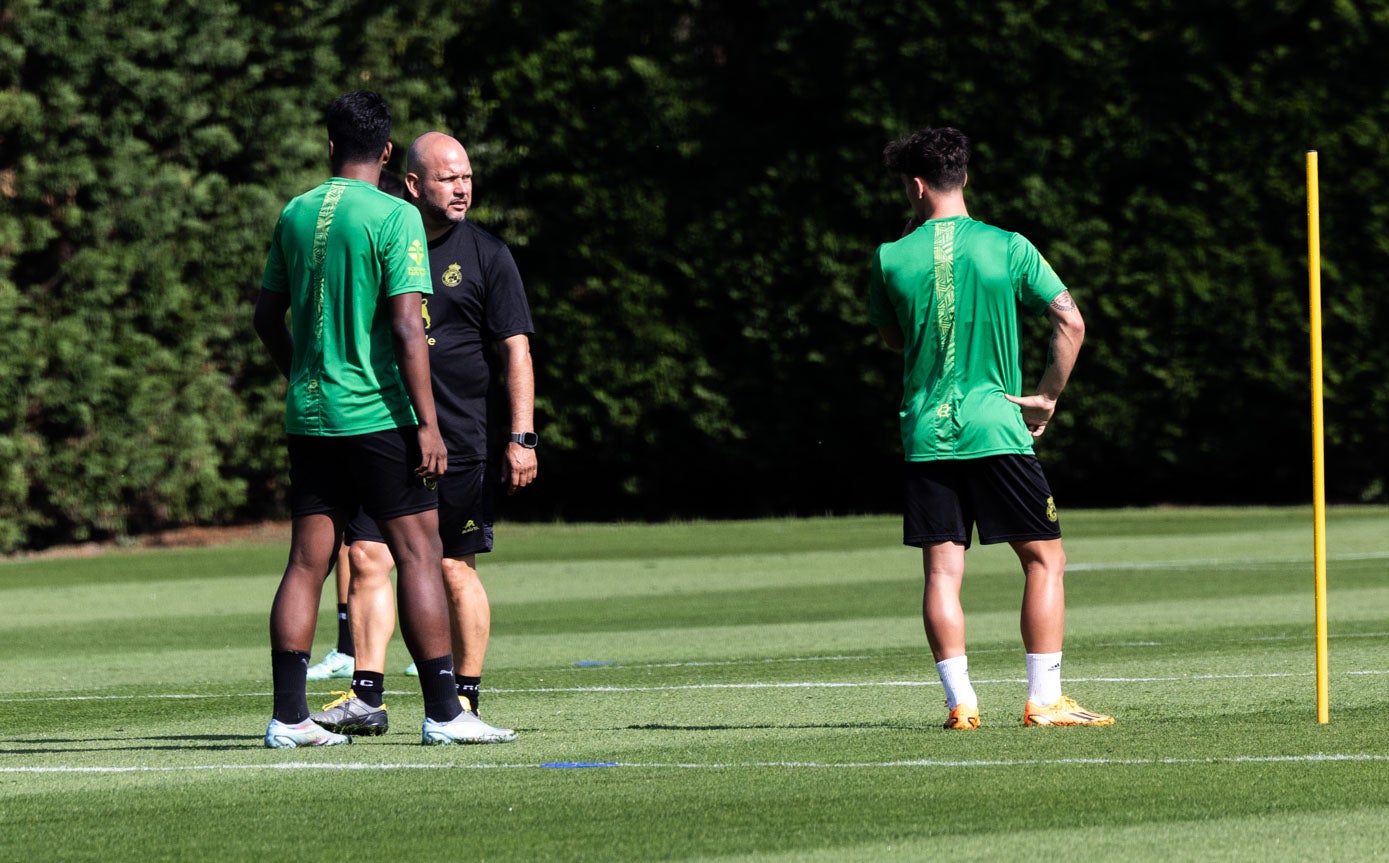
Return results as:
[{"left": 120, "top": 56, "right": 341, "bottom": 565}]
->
[
  {"left": 883, "top": 127, "right": 970, "bottom": 190},
  {"left": 327, "top": 90, "right": 391, "bottom": 167}
]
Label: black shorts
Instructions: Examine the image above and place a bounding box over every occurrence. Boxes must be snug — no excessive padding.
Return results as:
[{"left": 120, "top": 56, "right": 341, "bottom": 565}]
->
[
  {"left": 287, "top": 427, "right": 438, "bottom": 523},
  {"left": 903, "top": 454, "right": 1061, "bottom": 549},
  {"left": 344, "top": 461, "right": 494, "bottom": 558}
]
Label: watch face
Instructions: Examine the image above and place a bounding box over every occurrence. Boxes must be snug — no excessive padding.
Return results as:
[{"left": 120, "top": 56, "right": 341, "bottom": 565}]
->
[{"left": 513, "top": 432, "right": 538, "bottom": 448}]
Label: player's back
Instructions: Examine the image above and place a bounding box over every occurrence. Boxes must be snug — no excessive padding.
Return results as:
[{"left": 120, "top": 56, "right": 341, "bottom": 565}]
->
[
  {"left": 266, "top": 178, "right": 430, "bottom": 436},
  {"left": 870, "top": 216, "right": 1049, "bottom": 460}
]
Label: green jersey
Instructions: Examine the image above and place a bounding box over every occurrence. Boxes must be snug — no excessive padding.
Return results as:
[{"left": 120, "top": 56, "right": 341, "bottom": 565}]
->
[
  {"left": 868, "top": 216, "right": 1066, "bottom": 461},
  {"left": 261, "top": 178, "right": 432, "bottom": 436}
]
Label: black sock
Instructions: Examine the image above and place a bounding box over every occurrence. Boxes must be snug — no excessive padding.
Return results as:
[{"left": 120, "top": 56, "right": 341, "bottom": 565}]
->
[
  {"left": 352, "top": 671, "right": 385, "bottom": 708},
  {"left": 416, "top": 654, "right": 463, "bottom": 722},
  {"left": 271, "top": 650, "right": 311, "bottom": 724},
  {"left": 336, "top": 604, "right": 354, "bottom": 656},
  {"left": 456, "top": 675, "right": 481, "bottom": 714}
]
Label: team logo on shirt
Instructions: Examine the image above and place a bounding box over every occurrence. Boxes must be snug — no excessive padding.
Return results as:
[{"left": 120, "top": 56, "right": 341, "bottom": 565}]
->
[
  {"left": 407, "top": 239, "right": 427, "bottom": 278},
  {"left": 442, "top": 262, "right": 463, "bottom": 287}
]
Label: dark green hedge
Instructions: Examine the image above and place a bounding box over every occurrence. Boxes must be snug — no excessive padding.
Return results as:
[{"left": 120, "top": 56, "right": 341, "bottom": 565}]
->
[{"left": 2, "top": 0, "right": 1384, "bottom": 551}]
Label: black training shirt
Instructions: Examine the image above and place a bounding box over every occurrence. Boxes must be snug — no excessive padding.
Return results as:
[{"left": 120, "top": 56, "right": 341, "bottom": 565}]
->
[{"left": 423, "top": 219, "right": 534, "bottom": 464}]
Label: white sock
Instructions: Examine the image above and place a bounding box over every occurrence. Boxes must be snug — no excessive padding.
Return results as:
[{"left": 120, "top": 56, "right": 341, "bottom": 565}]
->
[
  {"left": 936, "top": 655, "right": 977, "bottom": 710},
  {"left": 1026, "top": 652, "right": 1063, "bottom": 706}
]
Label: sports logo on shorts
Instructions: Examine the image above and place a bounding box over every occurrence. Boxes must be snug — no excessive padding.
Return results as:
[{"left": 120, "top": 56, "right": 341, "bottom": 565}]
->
[
  {"left": 461, "top": 519, "right": 479, "bottom": 534},
  {"left": 1046, "top": 496, "right": 1058, "bottom": 522},
  {"left": 442, "top": 263, "right": 463, "bottom": 288}
]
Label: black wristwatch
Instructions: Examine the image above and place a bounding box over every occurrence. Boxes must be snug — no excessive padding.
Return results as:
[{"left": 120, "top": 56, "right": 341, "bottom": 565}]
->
[{"left": 508, "top": 431, "right": 539, "bottom": 449}]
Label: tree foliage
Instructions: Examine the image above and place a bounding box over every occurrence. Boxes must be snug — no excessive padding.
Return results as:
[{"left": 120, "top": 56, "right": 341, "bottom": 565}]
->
[{"left": 2, "top": 0, "right": 1386, "bottom": 550}]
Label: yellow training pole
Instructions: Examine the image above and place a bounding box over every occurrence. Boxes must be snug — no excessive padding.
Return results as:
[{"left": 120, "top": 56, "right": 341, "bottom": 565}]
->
[{"left": 1306, "top": 150, "right": 1329, "bottom": 724}]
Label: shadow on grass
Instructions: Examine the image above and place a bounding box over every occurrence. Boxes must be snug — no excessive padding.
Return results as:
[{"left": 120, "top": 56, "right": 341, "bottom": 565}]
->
[{"left": 0, "top": 734, "right": 255, "bottom": 754}]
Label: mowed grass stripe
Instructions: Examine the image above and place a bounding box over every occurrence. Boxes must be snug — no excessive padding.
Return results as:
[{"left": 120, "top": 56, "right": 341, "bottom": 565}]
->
[
  {"left": 1, "top": 508, "right": 1386, "bottom": 862},
  {"left": 4, "top": 756, "right": 1387, "bottom": 861}
]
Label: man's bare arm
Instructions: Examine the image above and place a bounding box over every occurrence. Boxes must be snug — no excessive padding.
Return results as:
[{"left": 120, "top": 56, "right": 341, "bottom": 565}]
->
[
  {"left": 252, "top": 289, "right": 293, "bottom": 379},
  {"left": 496, "top": 333, "right": 537, "bottom": 494},
  {"left": 1005, "top": 291, "right": 1085, "bottom": 437}
]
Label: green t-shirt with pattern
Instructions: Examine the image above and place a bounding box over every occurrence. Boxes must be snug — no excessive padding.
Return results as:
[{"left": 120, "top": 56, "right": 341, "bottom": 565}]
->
[
  {"left": 868, "top": 216, "right": 1066, "bottom": 461},
  {"left": 261, "top": 178, "right": 432, "bottom": 436}
]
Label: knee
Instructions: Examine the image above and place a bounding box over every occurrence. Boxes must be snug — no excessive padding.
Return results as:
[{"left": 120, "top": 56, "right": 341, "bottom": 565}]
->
[
  {"left": 349, "top": 541, "right": 394, "bottom": 578},
  {"left": 393, "top": 535, "right": 443, "bottom": 575},
  {"left": 1024, "top": 558, "right": 1066, "bottom": 584}
]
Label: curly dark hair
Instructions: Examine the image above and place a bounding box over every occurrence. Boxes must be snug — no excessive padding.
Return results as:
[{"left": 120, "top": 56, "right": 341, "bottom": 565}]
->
[
  {"left": 882, "top": 127, "right": 970, "bottom": 190},
  {"left": 327, "top": 90, "right": 391, "bottom": 168}
]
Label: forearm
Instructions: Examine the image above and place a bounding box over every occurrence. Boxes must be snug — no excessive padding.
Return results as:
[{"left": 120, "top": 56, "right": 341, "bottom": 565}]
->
[
  {"left": 252, "top": 290, "right": 293, "bottom": 379},
  {"left": 393, "top": 324, "right": 439, "bottom": 429},
  {"left": 1032, "top": 293, "right": 1085, "bottom": 400},
  {"left": 505, "top": 340, "right": 535, "bottom": 433},
  {"left": 1035, "top": 321, "right": 1083, "bottom": 400}
]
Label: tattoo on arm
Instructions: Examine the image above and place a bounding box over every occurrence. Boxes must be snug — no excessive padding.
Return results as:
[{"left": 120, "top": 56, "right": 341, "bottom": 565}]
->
[
  {"left": 1047, "top": 329, "right": 1058, "bottom": 368},
  {"left": 1049, "top": 291, "right": 1077, "bottom": 313}
]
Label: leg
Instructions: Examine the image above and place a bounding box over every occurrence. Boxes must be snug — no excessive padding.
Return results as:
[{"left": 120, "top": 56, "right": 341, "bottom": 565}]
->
[
  {"left": 376, "top": 510, "right": 451, "bottom": 662},
  {"left": 427, "top": 551, "right": 516, "bottom": 743},
  {"left": 346, "top": 539, "right": 397, "bottom": 673},
  {"left": 1013, "top": 538, "right": 1065, "bottom": 654},
  {"left": 270, "top": 513, "right": 341, "bottom": 652},
  {"left": 922, "top": 541, "right": 967, "bottom": 662},
  {"left": 335, "top": 545, "right": 351, "bottom": 604},
  {"left": 332, "top": 545, "right": 354, "bottom": 654},
  {"left": 442, "top": 554, "right": 488, "bottom": 677},
  {"left": 266, "top": 434, "right": 351, "bottom": 746},
  {"left": 923, "top": 541, "right": 979, "bottom": 726},
  {"left": 308, "top": 539, "right": 398, "bottom": 736},
  {"left": 1013, "top": 537, "right": 1108, "bottom": 724},
  {"left": 267, "top": 512, "right": 353, "bottom": 745},
  {"left": 305, "top": 540, "right": 361, "bottom": 680}
]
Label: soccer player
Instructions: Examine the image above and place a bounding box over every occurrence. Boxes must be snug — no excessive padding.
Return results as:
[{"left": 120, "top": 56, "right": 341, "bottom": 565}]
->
[
  {"left": 254, "top": 90, "right": 490, "bottom": 747},
  {"left": 308, "top": 131, "right": 535, "bottom": 744},
  {"left": 868, "top": 127, "right": 1112, "bottom": 730},
  {"left": 302, "top": 168, "right": 416, "bottom": 686}
]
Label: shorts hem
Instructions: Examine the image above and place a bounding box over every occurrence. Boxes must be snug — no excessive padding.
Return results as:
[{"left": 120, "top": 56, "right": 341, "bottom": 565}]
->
[
  {"left": 442, "top": 543, "right": 493, "bottom": 558},
  {"left": 977, "top": 530, "right": 1061, "bottom": 546},
  {"left": 370, "top": 501, "right": 438, "bottom": 522},
  {"left": 904, "top": 533, "right": 970, "bottom": 549}
]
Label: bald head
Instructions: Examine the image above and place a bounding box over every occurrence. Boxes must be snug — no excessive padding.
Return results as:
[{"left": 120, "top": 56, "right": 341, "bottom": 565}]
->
[{"left": 405, "top": 132, "right": 472, "bottom": 238}]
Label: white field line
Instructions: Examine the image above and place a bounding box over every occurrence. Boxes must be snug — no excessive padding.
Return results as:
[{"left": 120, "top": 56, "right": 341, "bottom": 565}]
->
[
  {"left": 6, "top": 668, "right": 1388, "bottom": 703},
  {"left": 6, "top": 753, "right": 1389, "bottom": 776},
  {"left": 1068, "top": 551, "right": 1389, "bottom": 572},
  {"left": 595, "top": 655, "right": 870, "bottom": 669}
]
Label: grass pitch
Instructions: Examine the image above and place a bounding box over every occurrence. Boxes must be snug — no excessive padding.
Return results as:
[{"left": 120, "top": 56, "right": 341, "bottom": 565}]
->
[{"left": 1, "top": 507, "right": 1387, "bottom": 861}]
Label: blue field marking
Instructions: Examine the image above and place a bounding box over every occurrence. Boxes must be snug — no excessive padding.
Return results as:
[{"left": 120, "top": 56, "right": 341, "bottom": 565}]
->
[
  {"left": 539, "top": 761, "right": 620, "bottom": 769},
  {"left": 572, "top": 661, "right": 615, "bottom": 667}
]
